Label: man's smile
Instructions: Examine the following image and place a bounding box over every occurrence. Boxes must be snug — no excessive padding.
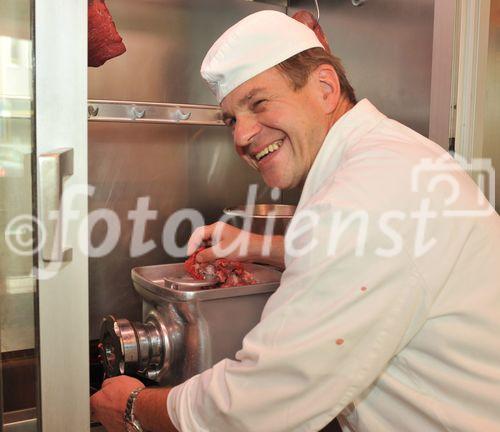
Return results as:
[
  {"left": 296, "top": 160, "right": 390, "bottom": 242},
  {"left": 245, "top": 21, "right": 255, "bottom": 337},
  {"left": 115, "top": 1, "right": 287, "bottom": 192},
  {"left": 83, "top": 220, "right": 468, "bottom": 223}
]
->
[{"left": 251, "top": 139, "right": 284, "bottom": 163}]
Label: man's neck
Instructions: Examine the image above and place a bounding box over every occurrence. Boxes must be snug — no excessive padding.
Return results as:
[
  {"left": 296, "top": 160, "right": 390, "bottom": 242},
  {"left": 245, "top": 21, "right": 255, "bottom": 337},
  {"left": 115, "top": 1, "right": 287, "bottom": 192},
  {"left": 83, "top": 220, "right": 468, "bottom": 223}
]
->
[
  {"left": 328, "top": 95, "right": 354, "bottom": 130},
  {"left": 294, "top": 95, "right": 355, "bottom": 190}
]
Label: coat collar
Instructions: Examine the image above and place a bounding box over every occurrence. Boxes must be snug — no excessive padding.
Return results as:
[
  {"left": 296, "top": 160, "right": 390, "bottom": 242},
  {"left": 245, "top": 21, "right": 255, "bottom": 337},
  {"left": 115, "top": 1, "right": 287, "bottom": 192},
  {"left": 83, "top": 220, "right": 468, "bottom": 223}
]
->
[{"left": 298, "top": 99, "right": 387, "bottom": 207}]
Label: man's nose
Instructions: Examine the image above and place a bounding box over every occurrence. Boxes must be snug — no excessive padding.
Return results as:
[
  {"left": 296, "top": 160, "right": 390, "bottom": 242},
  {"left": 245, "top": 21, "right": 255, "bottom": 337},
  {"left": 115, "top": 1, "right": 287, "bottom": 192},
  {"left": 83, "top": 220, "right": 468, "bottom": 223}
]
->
[{"left": 233, "top": 114, "right": 261, "bottom": 148}]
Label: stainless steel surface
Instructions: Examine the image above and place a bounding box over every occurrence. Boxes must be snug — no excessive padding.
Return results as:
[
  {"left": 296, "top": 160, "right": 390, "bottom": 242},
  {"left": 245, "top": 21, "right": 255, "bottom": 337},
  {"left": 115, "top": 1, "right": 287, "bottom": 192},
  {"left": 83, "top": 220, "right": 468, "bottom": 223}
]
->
[
  {"left": 247, "top": 0, "right": 288, "bottom": 6},
  {"left": 3, "top": 409, "right": 37, "bottom": 432},
  {"left": 88, "top": 0, "right": 285, "bottom": 340},
  {"left": 39, "top": 148, "right": 74, "bottom": 262},
  {"left": 99, "top": 313, "right": 173, "bottom": 381},
  {"left": 4, "top": 421, "right": 37, "bottom": 432},
  {"left": 88, "top": 122, "right": 277, "bottom": 338},
  {"left": 101, "top": 263, "right": 281, "bottom": 384},
  {"left": 135, "top": 263, "right": 281, "bottom": 383},
  {"left": 3, "top": 96, "right": 223, "bottom": 126},
  {"left": 289, "top": 0, "right": 434, "bottom": 136},
  {"left": 224, "top": 204, "right": 296, "bottom": 235},
  {"left": 87, "top": 100, "right": 224, "bottom": 126},
  {"left": 132, "top": 262, "right": 282, "bottom": 301},
  {"left": 163, "top": 275, "right": 219, "bottom": 291},
  {"left": 224, "top": 204, "right": 296, "bottom": 218},
  {"left": 87, "top": 0, "right": 284, "bottom": 105}
]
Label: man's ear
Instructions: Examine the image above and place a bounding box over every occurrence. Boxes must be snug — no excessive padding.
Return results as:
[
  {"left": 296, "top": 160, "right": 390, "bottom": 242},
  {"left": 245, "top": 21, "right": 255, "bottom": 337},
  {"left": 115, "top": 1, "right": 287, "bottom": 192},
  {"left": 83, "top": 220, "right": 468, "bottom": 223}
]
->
[{"left": 314, "top": 64, "right": 340, "bottom": 114}]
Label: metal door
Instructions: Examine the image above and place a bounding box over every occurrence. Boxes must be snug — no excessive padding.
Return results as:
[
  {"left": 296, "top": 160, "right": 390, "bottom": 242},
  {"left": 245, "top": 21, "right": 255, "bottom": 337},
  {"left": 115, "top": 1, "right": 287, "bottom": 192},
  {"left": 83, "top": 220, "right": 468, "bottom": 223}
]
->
[{"left": 1, "top": 0, "right": 89, "bottom": 430}]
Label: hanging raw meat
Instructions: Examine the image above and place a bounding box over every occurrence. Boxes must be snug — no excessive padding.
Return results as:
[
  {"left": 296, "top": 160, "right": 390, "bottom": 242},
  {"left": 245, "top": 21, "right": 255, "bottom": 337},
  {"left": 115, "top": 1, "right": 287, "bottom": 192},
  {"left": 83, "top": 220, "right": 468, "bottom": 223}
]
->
[
  {"left": 184, "top": 247, "right": 256, "bottom": 288},
  {"left": 292, "top": 10, "right": 331, "bottom": 54},
  {"left": 88, "top": 0, "right": 126, "bottom": 67}
]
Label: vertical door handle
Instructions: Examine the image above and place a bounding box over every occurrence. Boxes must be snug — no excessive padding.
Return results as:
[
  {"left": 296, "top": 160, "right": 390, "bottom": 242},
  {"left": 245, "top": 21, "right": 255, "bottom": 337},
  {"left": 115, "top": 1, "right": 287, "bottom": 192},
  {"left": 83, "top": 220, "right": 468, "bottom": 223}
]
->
[{"left": 39, "top": 148, "right": 74, "bottom": 262}]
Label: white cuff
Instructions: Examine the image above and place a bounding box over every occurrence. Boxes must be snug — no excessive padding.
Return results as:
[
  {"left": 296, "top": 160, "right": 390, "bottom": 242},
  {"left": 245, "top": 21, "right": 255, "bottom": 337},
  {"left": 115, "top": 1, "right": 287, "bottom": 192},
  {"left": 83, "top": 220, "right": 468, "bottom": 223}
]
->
[{"left": 166, "top": 384, "right": 182, "bottom": 431}]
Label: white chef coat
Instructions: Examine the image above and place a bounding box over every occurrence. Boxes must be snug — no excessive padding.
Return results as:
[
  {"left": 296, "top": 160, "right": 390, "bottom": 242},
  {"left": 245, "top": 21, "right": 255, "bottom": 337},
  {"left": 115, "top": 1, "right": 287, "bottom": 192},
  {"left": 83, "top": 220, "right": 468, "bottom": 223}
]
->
[{"left": 167, "top": 99, "right": 500, "bottom": 432}]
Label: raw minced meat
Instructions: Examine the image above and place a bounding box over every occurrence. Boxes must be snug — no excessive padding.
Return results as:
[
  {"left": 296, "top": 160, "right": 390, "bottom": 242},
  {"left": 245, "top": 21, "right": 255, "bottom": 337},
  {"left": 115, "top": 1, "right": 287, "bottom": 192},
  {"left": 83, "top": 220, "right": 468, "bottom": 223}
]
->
[{"left": 184, "top": 247, "right": 256, "bottom": 288}]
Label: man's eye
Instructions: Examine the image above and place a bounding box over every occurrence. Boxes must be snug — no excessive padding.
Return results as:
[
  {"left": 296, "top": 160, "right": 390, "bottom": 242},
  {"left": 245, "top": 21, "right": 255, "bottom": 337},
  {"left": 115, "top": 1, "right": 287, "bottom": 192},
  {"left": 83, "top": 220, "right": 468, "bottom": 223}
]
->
[
  {"left": 224, "top": 118, "right": 235, "bottom": 127},
  {"left": 252, "top": 99, "right": 267, "bottom": 110}
]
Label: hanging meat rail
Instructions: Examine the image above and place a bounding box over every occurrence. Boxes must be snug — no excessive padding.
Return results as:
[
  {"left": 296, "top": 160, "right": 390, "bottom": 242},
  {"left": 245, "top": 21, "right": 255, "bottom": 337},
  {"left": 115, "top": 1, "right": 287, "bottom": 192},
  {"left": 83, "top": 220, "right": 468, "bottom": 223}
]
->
[
  {"left": 1, "top": 97, "right": 224, "bottom": 126},
  {"left": 87, "top": 100, "right": 224, "bottom": 126}
]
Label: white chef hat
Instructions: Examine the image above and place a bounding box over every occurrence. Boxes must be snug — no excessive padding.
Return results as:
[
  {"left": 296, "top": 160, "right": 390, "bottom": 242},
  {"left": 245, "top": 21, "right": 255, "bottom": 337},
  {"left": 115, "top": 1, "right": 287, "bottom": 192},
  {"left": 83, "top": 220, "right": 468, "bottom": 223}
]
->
[{"left": 200, "top": 10, "right": 324, "bottom": 103}]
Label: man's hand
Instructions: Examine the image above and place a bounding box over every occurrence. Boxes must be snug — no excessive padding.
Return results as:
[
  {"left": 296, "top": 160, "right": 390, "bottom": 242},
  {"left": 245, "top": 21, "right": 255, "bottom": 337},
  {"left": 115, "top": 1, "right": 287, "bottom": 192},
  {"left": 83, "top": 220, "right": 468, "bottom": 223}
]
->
[
  {"left": 90, "top": 376, "right": 144, "bottom": 432},
  {"left": 187, "top": 222, "right": 259, "bottom": 262},
  {"left": 187, "top": 222, "right": 285, "bottom": 269}
]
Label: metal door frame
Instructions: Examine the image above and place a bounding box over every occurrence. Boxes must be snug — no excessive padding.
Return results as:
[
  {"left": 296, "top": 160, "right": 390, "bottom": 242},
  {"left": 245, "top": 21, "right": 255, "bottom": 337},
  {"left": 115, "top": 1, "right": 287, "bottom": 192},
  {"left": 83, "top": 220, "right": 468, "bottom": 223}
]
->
[
  {"left": 428, "top": 0, "right": 492, "bottom": 160},
  {"left": 429, "top": 0, "right": 458, "bottom": 150},
  {"left": 34, "top": 1, "right": 89, "bottom": 430},
  {"left": 454, "top": 0, "right": 491, "bottom": 160}
]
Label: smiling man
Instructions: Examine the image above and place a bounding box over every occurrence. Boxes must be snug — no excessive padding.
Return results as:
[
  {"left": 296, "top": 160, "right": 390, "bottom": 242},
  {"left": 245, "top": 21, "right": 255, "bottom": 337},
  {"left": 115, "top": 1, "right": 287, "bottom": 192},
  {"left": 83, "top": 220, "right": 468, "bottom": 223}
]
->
[
  {"left": 215, "top": 28, "right": 355, "bottom": 190},
  {"left": 91, "top": 10, "right": 500, "bottom": 432}
]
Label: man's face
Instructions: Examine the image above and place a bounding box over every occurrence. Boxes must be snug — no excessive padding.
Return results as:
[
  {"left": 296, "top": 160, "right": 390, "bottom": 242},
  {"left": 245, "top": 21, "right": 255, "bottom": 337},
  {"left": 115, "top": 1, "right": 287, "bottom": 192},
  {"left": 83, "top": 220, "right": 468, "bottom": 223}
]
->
[{"left": 221, "top": 68, "right": 328, "bottom": 189}]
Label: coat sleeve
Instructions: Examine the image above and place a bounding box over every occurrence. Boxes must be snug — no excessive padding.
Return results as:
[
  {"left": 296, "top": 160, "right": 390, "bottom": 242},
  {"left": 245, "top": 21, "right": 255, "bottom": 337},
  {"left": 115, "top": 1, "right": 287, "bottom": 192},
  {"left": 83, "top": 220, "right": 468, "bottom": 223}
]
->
[{"left": 168, "top": 194, "right": 430, "bottom": 432}]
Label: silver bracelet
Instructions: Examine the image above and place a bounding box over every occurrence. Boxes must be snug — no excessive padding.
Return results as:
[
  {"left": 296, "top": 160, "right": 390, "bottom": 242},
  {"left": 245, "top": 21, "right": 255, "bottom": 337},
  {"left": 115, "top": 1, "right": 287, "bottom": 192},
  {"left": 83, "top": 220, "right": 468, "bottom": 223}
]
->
[{"left": 124, "top": 386, "right": 145, "bottom": 432}]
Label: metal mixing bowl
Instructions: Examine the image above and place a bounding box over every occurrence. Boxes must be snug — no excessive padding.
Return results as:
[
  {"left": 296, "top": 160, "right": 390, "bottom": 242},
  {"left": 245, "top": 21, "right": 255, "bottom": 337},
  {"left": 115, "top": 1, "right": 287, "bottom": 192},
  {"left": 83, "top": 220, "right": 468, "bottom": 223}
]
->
[{"left": 223, "top": 204, "right": 296, "bottom": 236}]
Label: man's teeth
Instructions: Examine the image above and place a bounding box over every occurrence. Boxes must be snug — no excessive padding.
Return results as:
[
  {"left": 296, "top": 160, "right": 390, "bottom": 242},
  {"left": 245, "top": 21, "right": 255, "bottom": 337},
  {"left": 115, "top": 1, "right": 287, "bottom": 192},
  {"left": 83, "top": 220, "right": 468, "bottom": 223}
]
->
[{"left": 255, "top": 140, "right": 283, "bottom": 161}]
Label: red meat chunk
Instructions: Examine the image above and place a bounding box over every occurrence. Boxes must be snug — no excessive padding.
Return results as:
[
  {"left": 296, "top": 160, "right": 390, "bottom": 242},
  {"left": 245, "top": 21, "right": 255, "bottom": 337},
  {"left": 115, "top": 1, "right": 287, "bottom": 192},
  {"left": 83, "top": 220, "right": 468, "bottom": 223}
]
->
[
  {"left": 88, "top": 0, "right": 126, "bottom": 67},
  {"left": 292, "top": 10, "right": 331, "bottom": 54},
  {"left": 184, "top": 247, "right": 256, "bottom": 288}
]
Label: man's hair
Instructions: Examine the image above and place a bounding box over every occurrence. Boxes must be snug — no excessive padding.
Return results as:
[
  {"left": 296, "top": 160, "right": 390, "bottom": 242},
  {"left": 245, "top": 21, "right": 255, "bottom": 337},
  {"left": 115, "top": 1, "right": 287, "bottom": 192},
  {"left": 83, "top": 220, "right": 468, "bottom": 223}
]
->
[{"left": 276, "top": 47, "right": 357, "bottom": 105}]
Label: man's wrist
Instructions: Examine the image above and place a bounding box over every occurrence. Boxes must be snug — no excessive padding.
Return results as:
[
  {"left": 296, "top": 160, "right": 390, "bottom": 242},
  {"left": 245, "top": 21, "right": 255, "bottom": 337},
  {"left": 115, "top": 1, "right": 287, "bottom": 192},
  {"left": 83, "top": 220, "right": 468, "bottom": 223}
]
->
[
  {"left": 250, "top": 234, "right": 285, "bottom": 269},
  {"left": 134, "top": 387, "right": 177, "bottom": 432},
  {"left": 124, "top": 386, "right": 145, "bottom": 431}
]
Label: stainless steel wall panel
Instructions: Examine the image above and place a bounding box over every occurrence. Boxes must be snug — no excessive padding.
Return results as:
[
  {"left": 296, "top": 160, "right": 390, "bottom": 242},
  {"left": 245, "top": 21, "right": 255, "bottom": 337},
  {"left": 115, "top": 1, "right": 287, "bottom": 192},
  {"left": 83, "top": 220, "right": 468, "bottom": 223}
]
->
[
  {"left": 88, "top": 0, "right": 283, "bottom": 105},
  {"left": 88, "top": 0, "right": 285, "bottom": 338},
  {"left": 289, "top": 0, "right": 435, "bottom": 136},
  {"left": 88, "top": 122, "right": 271, "bottom": 338}
]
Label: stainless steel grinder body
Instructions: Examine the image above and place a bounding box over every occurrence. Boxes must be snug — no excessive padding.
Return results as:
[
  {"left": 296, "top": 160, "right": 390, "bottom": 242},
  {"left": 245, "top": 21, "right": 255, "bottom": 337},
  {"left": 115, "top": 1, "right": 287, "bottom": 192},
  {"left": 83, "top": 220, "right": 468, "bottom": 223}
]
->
[{"left": 99, "top": 263, "right": 281, "bottom": 385}]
